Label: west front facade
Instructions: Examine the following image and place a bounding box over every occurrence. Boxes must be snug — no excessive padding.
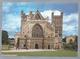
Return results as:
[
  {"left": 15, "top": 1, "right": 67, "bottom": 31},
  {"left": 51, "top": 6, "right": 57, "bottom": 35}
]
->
[{"left": 14, "top": 10, "right": 63, "bottom": 49}]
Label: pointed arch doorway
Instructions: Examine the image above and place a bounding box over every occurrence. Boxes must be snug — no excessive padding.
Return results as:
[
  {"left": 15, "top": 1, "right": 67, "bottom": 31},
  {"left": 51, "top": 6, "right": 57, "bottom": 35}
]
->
[
  {"left": 32, "top": 24, "right": 44, "bottom": 49},
  {"left": 48, "top": 45, "right": 50, "bottom": 49},
  {"left": 35, "top": 44, "right": 39, "bottom": 49}
]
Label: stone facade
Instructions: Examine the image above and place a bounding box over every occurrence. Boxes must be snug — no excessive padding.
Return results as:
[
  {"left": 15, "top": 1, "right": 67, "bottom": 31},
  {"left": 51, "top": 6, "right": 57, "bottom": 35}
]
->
[
  {"left": 15, "top": 10, "right": 63, "bottom": 49},
  {"left": 66, "top": 36, "right": 77, "bottom": 44}
]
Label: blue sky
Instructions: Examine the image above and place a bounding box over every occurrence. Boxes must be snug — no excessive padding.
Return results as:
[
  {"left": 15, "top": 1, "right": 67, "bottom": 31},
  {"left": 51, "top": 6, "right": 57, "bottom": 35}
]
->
[{"left": 2, "top": 2, "right": 78, "bottom": 38}]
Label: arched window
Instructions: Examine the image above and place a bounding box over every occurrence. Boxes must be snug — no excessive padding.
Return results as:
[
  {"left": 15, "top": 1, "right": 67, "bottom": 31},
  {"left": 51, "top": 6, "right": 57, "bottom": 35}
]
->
[
  {"left": 70, "top": 39, "right": 73, "bottom": 44},
  {"left": 32, "top": 24, "right": 43, "bottom": 38}
]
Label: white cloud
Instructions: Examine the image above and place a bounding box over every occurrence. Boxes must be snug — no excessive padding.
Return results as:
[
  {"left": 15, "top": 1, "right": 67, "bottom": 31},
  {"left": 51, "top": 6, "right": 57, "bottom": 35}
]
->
[
  {"left": 16, "top": 2, "right": 28, "bottom": 6},
  {"left": 3, "top": 3, "right": 13, "bottom": 12},
  {"left": 54, "top": 10, "right": 61, "bottom": 15},
  {"left": 41, "top": 10, "right": 61, "bottom": 23},
  {"left": 2, "top": 14, "right": 21, "bottom": 38},
  {"left": 63, "top": 24, "right": 76, "bottom": 32},
  {"left": 63, "top": 13, "right": 78, "bottom": 23},
  {"left": 41, "top": 10, "right": 53, "bottom": 19},
  {"left": 63, "top": 13, "right": 78, "bottom": 36},
  {"left": 41, "top": 10, "right": 61, "bottom": 19}
]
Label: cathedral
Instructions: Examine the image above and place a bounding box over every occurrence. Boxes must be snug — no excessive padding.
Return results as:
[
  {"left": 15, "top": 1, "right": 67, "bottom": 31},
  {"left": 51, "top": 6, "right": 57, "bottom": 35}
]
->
[{"left": 15, "top": 10, "right": 63, "bottom": 49}]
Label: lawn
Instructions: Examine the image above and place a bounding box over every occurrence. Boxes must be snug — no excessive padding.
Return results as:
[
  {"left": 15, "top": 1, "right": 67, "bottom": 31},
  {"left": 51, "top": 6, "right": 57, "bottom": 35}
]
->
[{"left": 2, "top": 50, "right": 78, "bottom": 57}]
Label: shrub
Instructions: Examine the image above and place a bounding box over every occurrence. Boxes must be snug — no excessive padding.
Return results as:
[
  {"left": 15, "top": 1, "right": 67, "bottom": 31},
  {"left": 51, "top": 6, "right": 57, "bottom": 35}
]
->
[{"left": 63, "top": 43, "right": 77, "bottom": 51}]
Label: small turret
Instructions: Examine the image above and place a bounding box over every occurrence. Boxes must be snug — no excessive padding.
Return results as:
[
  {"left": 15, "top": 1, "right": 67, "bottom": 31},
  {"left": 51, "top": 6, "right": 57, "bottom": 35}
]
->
[
  {"left": 51, "top": 12, "right": 54, "bottom": 24},
  {"left": 21, "top": 10, "right": 25, "bottom": 19},
  {"left": 61, "top": 11, "right": 63, "bottom": 17},
  {"left": 21, "top": 10, "right": 24, "bottom": 15},
  {"left": 21, "top": 10, "right": 26, "bottom": 34},
  {"left": 29, "top": 11, "right": 33, "bottom": 16},
  {"left": 21, "top": 10, "right": 24, "bottom": 17},
  {"left": 29, "top": 11, "right": 33, "bottom": 19},
  {"left": 36, "top": 10, "right": 39, "bottom": 13}
]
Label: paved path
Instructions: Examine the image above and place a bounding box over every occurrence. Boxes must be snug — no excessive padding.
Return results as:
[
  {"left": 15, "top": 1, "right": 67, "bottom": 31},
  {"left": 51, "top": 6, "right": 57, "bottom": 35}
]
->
[{"left": 1, "top": 49, "right": 56, "bottom": 52}]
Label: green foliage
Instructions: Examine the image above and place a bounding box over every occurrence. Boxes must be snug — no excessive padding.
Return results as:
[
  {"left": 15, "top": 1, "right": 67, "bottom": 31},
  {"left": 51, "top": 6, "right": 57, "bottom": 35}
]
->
[
  {"left": 62, "top": 36, "right": 78, "bottom": 51},
  {"left": 2, "top": 30, "right": 9, "bottom": 45},
  {"left": 62, "top": 37, "right": 66, "bottom": 42},
  {"left": 63, "top": 42, "right": 77, "bottom": 51}
]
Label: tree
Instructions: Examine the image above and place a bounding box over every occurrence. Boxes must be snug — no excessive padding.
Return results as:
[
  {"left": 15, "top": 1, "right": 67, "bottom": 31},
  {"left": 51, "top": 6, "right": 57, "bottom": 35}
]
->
[
  {"left": 10, "top": 38, "right": 14, "bottom": 40},
  {"left": 62, "top": 37, "right": 66, "bottom": 43},
  {"left": 2, "top": 30, "right": 9, "bottom": 45},
  {"left": 62, "top": 36, "right": 78, "bottom": 51}
]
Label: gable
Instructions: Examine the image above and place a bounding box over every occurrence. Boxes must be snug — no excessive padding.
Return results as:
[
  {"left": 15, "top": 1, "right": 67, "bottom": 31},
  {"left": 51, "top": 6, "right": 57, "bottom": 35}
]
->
[{"left": 34, "top": 10, "right": 44, "bottom": 20}]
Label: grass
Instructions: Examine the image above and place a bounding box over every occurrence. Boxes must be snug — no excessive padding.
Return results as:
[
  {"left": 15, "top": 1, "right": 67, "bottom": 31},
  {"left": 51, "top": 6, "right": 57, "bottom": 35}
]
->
[
  {"left": 2, "top": 50, "right": 78, "bottom": 57},
  {"left": 2, "top": 45, "right": 10, "bottom": 50}
]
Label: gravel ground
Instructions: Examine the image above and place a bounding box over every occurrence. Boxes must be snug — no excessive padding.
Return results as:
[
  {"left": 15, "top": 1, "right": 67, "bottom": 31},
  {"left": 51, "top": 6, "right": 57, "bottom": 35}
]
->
[{"left": 1, "top": 49, "right": 56, "bottom": 52}]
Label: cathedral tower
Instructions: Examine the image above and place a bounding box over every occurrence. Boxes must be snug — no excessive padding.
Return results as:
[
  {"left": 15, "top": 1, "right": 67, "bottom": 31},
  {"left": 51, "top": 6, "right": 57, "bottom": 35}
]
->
[{"left": 52, "top": 11, "right": 63, "bottom": 49}]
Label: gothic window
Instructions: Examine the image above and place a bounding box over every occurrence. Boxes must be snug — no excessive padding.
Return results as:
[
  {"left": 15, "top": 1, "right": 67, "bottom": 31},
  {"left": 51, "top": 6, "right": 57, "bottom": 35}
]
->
[
  {"left": 59, "top": 33, "right": 62, "bottom": 37},
  {"left": 32, "top": 24, "right": 43, "bottom": 38}
]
